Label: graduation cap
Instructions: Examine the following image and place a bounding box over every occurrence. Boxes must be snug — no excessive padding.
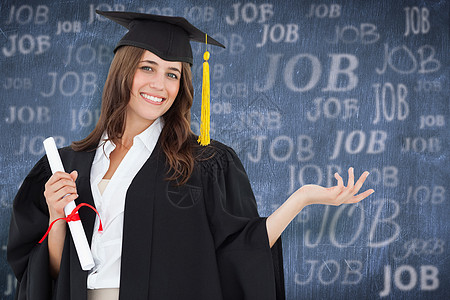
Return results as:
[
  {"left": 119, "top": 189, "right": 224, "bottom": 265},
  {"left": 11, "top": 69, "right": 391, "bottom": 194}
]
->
[{"left": 96, "top": 10, "right": 224, "bottom": 145}]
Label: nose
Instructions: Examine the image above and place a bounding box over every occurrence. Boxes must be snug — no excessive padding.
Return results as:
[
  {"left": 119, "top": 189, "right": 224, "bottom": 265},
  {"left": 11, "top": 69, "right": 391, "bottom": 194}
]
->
[{"left": 149, "top": 73, "right": 164, "bottom": 90}]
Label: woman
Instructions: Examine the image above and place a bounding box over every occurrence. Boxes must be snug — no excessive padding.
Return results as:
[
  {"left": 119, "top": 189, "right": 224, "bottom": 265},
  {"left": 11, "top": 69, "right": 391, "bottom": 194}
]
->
[{"left": 7, "top": 10, "right": 373, "bottom": 300}]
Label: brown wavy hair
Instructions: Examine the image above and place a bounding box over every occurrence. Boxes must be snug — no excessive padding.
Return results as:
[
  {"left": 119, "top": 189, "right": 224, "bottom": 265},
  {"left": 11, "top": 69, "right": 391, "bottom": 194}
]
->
[{"left": 72, "top": 46, "right": 195, "bottom": 184}]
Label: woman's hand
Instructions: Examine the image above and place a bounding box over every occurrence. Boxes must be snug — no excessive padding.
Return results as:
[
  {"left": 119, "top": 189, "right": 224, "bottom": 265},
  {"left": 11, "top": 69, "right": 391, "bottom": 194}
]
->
[
  {"left": 44, "top": 170, "right": 78, "bottom": 222},
  {"left": 266, "top": 167, "right": 374, "bottom": 247},
  {"left": 43, "top": 170, "right": 78, "bottom": 278},
  {"left": 293, "top": 167, "right": 374, "bottom": 207}
]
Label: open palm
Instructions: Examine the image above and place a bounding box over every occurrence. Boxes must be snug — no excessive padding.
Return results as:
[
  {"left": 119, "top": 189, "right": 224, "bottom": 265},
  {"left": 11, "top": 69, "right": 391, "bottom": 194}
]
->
[{"left": 295, "top": 167, "right": 374, "bottom": 206}]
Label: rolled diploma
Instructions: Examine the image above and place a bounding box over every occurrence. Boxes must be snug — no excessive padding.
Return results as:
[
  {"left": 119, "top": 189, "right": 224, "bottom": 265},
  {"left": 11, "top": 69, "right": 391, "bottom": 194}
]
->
[{"left": 43, "top": 137, "right": 95, "bottom": 271}]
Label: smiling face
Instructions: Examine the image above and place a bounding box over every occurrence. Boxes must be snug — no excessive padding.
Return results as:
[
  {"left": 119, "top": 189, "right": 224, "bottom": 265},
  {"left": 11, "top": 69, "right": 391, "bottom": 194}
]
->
[{"left": 126, "top": 50, "right": 182, "bottom": 131}]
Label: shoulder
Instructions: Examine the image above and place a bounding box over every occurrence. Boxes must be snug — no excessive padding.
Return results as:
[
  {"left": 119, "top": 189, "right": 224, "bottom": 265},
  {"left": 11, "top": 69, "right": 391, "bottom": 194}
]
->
[
  {"left": 59, "top": 145, "right": 96, "bottom": 164},
  {"left": 59, "top": 145, "right": 76, "bottom": 155},
  {"left": 190, "top": 137, "right": 243, "bottom": 174},
  {"left": 22, "top": 145, "right": 94, "bottom": 185},
  {"left": 26, "top": 155, "right": 52, "bottom": 183},
  {"left": 59, "top": 145, "right": 95, "bottom": 156},
  {"left": 26, "top": 146, "right": 75, "bottom": 180}
]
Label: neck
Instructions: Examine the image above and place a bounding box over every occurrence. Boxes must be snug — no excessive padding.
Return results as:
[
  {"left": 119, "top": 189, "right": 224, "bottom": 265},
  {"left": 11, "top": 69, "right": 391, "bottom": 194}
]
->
[{"left": 119, "top": 117, "right": 157, "bottom": 148}]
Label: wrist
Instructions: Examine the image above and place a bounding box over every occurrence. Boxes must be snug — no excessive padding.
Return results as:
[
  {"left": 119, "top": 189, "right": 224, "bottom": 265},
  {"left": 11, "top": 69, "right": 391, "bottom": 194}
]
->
[
  {"left": 49, "top": 212, "right": 66, "bottom": 225},
  {"left": 287, "top": 188, "right": 308, "bottom": 213}
]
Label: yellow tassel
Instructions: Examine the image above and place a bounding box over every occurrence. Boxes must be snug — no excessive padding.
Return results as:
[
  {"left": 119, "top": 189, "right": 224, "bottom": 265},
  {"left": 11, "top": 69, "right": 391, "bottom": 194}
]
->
[{"left": 198, "top": 35, "right": 211, "bottom": 146}]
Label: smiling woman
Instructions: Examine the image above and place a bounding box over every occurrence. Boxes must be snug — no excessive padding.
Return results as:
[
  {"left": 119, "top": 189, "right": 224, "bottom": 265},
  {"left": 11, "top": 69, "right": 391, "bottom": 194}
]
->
[
  {"left": 71, "top": 45, "right": 195, "bottom": 185},
  {"left": 7, "top": 9, "right": 373, "bottom": 300},
  {"left": 127, "top": 51, "right": 181, "bottom": 133}
]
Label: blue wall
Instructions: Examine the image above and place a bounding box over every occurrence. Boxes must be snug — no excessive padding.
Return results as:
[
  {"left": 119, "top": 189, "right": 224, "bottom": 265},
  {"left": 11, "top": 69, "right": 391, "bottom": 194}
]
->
[{"left": 1, "top": 0, "right": 448, "bottom": 299}]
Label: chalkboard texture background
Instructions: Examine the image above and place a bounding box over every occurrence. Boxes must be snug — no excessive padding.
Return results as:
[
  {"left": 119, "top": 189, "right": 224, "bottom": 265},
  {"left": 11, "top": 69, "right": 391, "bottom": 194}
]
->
[{"left": 0, "top": 0, "right": 449, "bottom": 299}]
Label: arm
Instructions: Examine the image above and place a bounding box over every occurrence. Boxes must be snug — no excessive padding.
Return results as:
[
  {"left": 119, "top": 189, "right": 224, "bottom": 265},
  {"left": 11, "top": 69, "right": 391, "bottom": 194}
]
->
[
  {"left": 204, "top": 144, "right": 285, "bottom": 300},
  {"left": 44, "top": 170, "right": 78, "bottom": 278},
  {"left": 266, "top": 167, "right": 374, "bottom": 248},
  {"left": 7, "top": 157, "right": 70, "bottom": 299}
]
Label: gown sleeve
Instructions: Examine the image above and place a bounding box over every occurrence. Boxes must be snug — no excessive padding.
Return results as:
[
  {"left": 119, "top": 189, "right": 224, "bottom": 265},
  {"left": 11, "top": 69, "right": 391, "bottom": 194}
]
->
[
  {"left": 201, "top": 142, "right": 285, "bottom": 300},
  {"left": 7, "top": 156, "right": 54, "bottom": 300}
]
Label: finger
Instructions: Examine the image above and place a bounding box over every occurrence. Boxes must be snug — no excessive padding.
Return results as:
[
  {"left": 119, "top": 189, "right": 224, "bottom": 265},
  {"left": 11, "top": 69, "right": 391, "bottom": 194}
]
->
[
  {"left": 347, "top": 167, "right": 355, "bottom": 188},
  {"left": 335, "top": 168, "right": 356, "bottom": 201},
  {"left": 46, "top": 188, "right": 78, "bottom": 216},
  {"left": 333, "top": 173, "right": 345, "bottom": 197},
  {"left": 45, "top": 171, "right": 73, "bottom": 187},
  {"left": 53, "top": 186, "right": 77, "bottom": 201},
  {"left": 51, "top": 178, "right": 77, "bottom": 192},
  {"left": 345, "top": 189, "right": 374, "bottom": 204},
  {"left": 352, "top": 171, "right": 370, "bottom": 194},
  {"left": 70, "top": 170, "right": 78, "bottom": 181},
  {"left": 44, "top": 174, "right": 70, "bottom": 201},
  {"left": 52, "top": 193, "right": 79, "bottom": 215},
  {"left": 55, "top": 192, "right": 79, "bottom": 205},
  {"left": 61, "top": 193, "right": 79, "bottom": 205},
  {"left": 45, "top": 181, "right": 77, "bottom": 204},
  {"left": 335, "top": 172, "right": 344, "bottom": 188}
]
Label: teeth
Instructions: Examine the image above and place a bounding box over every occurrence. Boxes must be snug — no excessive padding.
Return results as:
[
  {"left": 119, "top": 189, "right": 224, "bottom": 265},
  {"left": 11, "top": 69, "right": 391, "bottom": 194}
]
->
[{"left": 141, "top": 93, "right": 163, "bottom": 102}]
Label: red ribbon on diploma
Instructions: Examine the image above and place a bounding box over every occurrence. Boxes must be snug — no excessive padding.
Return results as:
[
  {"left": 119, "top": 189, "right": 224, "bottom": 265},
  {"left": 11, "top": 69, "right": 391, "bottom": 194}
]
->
[{"left": 39, "top": 203, "right": 103, "bottom": 244}]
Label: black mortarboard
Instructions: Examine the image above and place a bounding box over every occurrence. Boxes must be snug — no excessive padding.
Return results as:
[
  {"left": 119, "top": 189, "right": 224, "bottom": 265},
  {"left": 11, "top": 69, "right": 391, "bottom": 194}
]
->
[{"left": 96, "top": 10, "right": 225, "bottom": 65}]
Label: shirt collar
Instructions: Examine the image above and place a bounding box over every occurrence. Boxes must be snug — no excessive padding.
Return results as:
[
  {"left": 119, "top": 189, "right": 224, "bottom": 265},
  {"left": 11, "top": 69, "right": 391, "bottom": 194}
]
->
[
  {"left": 93, "top": 117, "right": 164, "bottom": 163},
  {"left": 134, "top": 117, "right": 163, "bottom": 152},
  {"left": 93, "top": 136, "right": 115, "bottom": 164}
]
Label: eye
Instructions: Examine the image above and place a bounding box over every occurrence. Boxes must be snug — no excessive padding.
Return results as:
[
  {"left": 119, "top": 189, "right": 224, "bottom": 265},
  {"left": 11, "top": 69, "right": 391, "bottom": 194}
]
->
[
  {"left": 167, "top": 73, "right": 178, "bottom": 79},
  {"left": 141, "top": 66, "right": 153, "bottom": 72}
]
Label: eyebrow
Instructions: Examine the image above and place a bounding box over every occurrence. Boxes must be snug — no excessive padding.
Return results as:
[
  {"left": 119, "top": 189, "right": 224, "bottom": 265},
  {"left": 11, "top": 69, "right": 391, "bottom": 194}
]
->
[{"left": 141, "top": 60, "right": 181, "bottom": 74}]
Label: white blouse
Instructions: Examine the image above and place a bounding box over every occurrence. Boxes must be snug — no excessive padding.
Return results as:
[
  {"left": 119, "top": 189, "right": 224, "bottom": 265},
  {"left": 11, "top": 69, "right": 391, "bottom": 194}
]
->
[{"left": 87, "top": 118, "right": 163, "bottom": 289}]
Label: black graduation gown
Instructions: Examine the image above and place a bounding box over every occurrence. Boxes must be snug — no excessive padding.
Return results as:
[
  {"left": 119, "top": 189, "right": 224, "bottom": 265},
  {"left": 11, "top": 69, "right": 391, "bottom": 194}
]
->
[{"left": 7, "top": 139, "right": 285, "bottom": 300}]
